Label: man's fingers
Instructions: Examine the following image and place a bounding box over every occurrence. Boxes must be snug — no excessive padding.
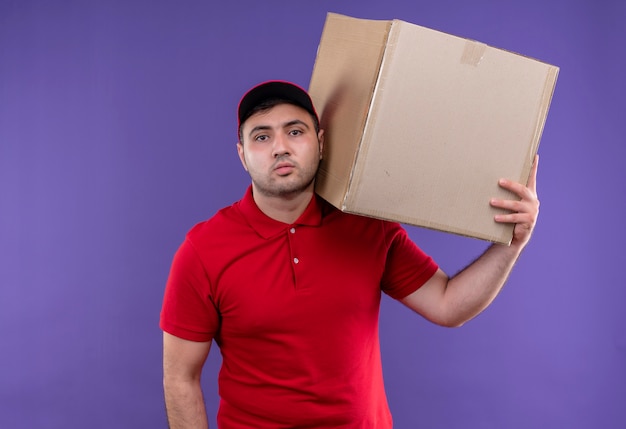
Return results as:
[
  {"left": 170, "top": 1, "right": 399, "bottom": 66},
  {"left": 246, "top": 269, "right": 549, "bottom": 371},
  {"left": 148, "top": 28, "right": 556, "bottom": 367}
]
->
[
  {"left": 497, "top": 178, "right": 532, "bottom": 201},
  {"left": 494, "top": 211, "right": 534, "bottom": 224},
  {"left": 490, "top": 198, "right": 525, "bottom": 213}
]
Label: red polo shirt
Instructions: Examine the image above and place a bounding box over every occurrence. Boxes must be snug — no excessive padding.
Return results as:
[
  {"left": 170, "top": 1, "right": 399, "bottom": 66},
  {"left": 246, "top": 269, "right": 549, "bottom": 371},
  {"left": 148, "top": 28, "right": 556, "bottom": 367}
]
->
[{"left": 160, "top": 187, "right": 438, "bottom": 428}]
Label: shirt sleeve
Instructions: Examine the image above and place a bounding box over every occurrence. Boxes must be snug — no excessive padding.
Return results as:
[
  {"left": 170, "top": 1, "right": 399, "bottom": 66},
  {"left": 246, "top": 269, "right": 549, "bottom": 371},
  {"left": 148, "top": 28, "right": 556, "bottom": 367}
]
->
[
  {"left": 380, "top": 222, "right": 439, "bottom": 300},
  {"left": 159, "top": 237, "right": 220, "bottom": 342}
]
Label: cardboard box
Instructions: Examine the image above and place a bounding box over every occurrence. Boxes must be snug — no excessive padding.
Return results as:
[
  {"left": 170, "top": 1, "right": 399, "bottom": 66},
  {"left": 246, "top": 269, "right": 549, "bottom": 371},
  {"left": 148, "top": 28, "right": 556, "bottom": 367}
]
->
[{"left": 309, "top": 13, "right": 558, "bottom": 244}]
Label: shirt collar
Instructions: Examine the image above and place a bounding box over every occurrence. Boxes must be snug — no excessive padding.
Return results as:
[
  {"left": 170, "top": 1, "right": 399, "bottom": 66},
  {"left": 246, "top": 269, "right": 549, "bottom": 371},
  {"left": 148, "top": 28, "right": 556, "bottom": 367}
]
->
[{"left": 237, "top": 185, "right": 323, "bottom": 239}]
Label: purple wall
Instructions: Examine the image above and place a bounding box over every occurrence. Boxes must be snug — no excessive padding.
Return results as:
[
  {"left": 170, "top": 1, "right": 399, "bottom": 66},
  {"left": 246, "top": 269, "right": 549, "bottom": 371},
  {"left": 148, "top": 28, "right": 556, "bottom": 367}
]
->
[{"left": 1, "top": 0, "right": 624, "bottom": 427}]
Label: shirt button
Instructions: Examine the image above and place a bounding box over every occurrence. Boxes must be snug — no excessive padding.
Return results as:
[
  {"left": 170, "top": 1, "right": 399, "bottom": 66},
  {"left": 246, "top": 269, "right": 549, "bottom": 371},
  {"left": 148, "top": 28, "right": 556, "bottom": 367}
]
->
[
  {"left": 290, "top": 227, "right": 296, "bottom": 234},
  {"left": 293, "top": 257, "right": 299, "bottom": 264}
]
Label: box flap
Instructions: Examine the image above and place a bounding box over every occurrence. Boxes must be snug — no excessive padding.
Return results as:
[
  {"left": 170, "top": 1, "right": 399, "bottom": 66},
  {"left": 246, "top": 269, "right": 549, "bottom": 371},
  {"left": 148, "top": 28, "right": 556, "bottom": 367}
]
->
[{"left": 309, "top": 13, "right": 392, "bottom": 209}]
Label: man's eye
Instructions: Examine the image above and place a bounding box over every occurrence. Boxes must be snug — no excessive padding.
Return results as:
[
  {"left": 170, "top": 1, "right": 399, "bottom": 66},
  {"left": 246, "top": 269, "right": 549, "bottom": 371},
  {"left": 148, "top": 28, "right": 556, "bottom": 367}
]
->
[
  {"left": 289, "top": 129, "right": 303, "bottom": 136},
  {"left": 255, "top": 135, "right": 269, "bottom": 142}
]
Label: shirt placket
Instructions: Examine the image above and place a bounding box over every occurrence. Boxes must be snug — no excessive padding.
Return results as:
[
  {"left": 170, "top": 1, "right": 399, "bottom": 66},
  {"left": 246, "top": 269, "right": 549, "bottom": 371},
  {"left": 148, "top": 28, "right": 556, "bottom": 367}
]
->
[{"left": 286, "top": 225, "right": 303, "bottom": 290}]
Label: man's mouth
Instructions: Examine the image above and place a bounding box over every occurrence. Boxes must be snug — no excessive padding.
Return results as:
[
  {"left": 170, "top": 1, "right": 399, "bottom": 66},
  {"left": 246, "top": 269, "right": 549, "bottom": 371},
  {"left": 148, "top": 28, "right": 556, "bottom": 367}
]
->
[{"left": 273, "top": 162, "right": 295, "bottom": 176}]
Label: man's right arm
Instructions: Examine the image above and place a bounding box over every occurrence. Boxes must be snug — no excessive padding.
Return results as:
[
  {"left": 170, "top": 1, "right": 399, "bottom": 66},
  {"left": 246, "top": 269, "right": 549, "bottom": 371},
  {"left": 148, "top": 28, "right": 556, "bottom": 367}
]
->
[{"left": 163, "top": 332, "right": 212, "bottom": 429}]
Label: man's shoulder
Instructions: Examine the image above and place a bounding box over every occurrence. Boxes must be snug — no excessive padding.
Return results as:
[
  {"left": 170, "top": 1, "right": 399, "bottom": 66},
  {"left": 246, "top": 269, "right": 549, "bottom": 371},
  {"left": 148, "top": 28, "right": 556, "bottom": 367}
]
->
[
  {"left": 186, "top": 200, "right": 245, "bottom": 241},
  {"left": 319, "top": 196, "right": 402, "bottom": 230}
]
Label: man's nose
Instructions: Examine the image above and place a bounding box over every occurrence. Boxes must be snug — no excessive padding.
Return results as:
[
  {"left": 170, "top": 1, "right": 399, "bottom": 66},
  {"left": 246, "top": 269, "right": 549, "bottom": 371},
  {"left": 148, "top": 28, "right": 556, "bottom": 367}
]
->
[{"left": 272, "top": 134, "right": 290, "bottom": 158}]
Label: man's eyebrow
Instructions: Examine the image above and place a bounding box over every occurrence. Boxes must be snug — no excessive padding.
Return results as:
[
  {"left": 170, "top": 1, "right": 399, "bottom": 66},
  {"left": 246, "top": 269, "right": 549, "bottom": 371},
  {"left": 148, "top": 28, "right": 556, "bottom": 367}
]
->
[
  {"left": 248, "top": 125, "right": 272, "bottom": 139},
  {"left": 283, "top": 119, "right": 310, "bottom": 129}
]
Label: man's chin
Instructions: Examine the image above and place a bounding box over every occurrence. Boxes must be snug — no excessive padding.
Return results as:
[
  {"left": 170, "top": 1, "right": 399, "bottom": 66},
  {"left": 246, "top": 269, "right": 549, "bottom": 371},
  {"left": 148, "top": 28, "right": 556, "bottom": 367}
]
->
[{"left": 254, "top": 179, "right": 315, "bottom": 199}]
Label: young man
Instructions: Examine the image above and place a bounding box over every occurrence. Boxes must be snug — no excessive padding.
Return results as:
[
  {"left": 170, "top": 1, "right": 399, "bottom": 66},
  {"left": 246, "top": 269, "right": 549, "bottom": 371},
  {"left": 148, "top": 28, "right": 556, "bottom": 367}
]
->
[{"left": 160, "top": 81, "right": 540, "bottom": 428}]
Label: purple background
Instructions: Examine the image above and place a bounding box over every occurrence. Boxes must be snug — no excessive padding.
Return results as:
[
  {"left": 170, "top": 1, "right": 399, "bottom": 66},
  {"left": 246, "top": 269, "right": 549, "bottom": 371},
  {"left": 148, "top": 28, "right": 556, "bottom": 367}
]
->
[{"left": 1, "top": 1, "right": 624, "bottom": 428}]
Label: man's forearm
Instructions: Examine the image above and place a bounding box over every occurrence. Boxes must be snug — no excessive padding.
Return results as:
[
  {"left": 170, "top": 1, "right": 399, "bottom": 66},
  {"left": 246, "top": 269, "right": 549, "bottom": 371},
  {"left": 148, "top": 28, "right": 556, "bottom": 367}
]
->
[
  {"left": 164, "top": 378, "right": 209, "bottom": 429},
  {"left": 444, "top": 242, "right": 523, "bottom": 326}
]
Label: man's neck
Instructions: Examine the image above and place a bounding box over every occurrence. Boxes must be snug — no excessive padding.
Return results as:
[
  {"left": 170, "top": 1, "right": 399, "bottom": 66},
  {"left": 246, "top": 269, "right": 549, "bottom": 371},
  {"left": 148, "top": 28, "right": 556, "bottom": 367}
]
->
[{"left": 251, "top": 186, "right": 314, "bottom": 224}]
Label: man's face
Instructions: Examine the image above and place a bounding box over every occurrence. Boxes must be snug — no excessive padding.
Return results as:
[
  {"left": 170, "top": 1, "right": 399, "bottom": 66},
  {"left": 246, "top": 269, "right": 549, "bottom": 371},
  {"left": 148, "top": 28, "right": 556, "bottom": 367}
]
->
[{"left": 237, "top": 103, "right": 324, "bottom": 198}]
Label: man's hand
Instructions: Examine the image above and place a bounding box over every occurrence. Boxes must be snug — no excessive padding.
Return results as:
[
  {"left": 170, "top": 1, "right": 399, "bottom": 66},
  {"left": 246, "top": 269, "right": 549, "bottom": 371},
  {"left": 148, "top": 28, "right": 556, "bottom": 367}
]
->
[
  {"left": 490, "top": 154, "right": 540, "bottom": 249},
  {"left": 401, "top": 155, "right": 541, "bottom": 326}
]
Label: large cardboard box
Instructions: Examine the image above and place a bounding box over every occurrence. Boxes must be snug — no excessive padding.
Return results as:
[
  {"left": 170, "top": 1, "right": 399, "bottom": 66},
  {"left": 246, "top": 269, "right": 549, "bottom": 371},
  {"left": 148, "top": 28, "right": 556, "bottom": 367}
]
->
[{"left": 309, "top": 13, "right": 558, "bottom": 244}]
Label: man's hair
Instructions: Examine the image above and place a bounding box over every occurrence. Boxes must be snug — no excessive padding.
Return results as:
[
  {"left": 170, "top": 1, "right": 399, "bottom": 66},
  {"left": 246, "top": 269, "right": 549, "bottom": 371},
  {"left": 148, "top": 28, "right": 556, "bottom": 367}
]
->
[{"left": 238, "top": 98, "right": 320, "bottom": 143}]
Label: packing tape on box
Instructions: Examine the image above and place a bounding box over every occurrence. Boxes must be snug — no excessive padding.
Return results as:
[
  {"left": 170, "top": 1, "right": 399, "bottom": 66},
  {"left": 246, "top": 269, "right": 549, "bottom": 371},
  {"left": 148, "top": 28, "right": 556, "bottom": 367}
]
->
[{"left": 461, "top": 40, "right": 487, "bottom": 66}]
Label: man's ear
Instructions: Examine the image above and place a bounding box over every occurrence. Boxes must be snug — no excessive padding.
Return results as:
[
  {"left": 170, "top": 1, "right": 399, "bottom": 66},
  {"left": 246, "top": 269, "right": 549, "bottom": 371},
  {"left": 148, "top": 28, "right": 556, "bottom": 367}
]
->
[
  {"left": 318, "top": 129, "right": 325, "bottom": 160},
  {"left": 236, "top": 142, "right": 248, "bottom": 171}
]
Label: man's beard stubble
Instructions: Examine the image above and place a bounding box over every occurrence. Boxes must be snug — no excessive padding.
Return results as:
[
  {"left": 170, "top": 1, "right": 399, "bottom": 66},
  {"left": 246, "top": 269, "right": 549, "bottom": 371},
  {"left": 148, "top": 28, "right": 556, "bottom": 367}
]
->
[{"left": 251, "top": 155, "right": 321, "bottom": 199}]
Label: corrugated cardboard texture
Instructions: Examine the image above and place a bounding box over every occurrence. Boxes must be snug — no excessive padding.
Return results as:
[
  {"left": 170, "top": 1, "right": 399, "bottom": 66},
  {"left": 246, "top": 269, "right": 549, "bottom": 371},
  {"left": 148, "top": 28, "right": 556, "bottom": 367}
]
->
[{"left": 310, "top": 13, "right": 558, "bottom": 244}]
